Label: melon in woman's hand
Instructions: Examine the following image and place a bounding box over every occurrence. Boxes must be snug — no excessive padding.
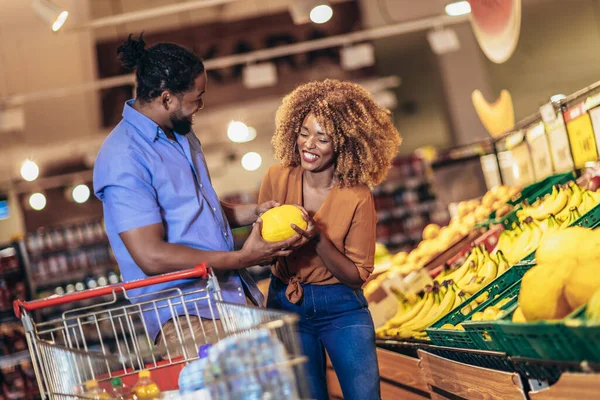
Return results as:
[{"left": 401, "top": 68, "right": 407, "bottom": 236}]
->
[{"left": 260, "top": 205, "right": 307, "bottom": 242}]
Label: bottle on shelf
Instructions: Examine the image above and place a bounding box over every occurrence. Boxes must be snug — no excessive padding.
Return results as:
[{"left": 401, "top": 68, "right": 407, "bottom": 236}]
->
[
  {"left": 111, "top": 377, "right": 137, "bottom": 400},
  {"left": 132, "top": 370, "right": 161, "bottom": 400},
  {"left": 83, "top": 379, "right": 112, "bottom": 399}
]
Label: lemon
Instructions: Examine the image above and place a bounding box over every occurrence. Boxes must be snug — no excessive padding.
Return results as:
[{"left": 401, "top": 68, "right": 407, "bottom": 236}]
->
[{"left": 260, "top": 205, "right": 307, "bottom": 242}]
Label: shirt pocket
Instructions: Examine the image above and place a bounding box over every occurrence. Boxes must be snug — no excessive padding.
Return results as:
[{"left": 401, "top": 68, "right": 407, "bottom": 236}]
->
[{"left": 153, "top": 158, "right": 201, "bottom": 210}]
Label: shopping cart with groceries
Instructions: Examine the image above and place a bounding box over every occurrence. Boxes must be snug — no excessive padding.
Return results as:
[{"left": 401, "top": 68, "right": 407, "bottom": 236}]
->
[{"left": 13, "top": 264, "right": 309, "bottom": 399}]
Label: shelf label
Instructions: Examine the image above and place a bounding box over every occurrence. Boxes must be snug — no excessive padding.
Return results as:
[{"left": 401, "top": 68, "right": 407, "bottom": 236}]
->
[
  {"left": 511, "top": 142, "right": 536, "bottom": 186},
  {"left": 587, "top": 106, "right": 600, "bottom": 157},
  {"left": 546, "top": 114, "right": 574, "bottom": 172},
  {"left": 564, "top": 103, "right": 598, "bottom": 169},
  {"left": 526, "top": 122, "right": 554, "bottom": 180},
  {"left": 539, "top": 102, "right": 557, "bottom": 124}
]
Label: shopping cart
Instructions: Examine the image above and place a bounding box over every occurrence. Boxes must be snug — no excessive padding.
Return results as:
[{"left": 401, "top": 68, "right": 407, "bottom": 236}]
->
[{"left": 13, "top": 264, "right": 309, "bottom": 399}]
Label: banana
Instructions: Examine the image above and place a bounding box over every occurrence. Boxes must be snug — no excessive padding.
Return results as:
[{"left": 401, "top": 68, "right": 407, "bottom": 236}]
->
[
  {"left": 588, "top": 189, "right": 600, "bottom": 204},
  {"left": 460, "top": 256, "right": 498, "bottom": 295},
  {"left": 387, "top": 291, "right": 435, "bottom": 336},
  {"left": 556, "top": 183, "right": 582, "bottom": 221},
  {"left": 507, "top": 221, "right": 533, "bottom": 264},
  {"left": 496, "top": 250, "right": 510, "bottom": 275},
  {"left": 560, "top": 206, "right": 581, "bottom": 229},
  {"left": 518, "top": 187, "right": 557, "bottom": 219},
  {"left": 538, "top": 186, "right": 569, "bottom": 220},
  {"left": 435, "top": 249, "right": 476, "bottom": 283},
  {"left": 403, "top": 284, "right": 457, "bottom": 334},
  {"left": 457, "top": 261, "right": 478, "bottom": 287},
  {"left": 578, "top": 190, "right": 597, "bottom": 215},
  {"left": 520, "top": 218, "right": 543, "bottom": 258}
]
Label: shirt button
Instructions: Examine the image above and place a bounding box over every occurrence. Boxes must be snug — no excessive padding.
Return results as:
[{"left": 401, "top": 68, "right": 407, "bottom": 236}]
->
[
  {"left": 212, "top": 207, "right": 216, "bottom": 211},
  {"left": 238, "top": 293, "right": 243, "bottom": 297},
  {"left": 238, "top": 287, "right": 242, "bottom": 292},
  {"left": 224, "top": 232, "right": 228, "bottom": 237},
  {"left": 200, "top": 184, "right": 204, "bottom": 188}
]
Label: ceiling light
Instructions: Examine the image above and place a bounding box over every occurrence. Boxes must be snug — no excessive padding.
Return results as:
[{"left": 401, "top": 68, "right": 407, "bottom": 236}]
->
[
  {"left": 20, "top": 160, "right": 39, "bottom": 182},
  {"left": 310, "top": 4, "right": 333, "bottom": 24},
  {"left": 72, "top": 184, "right": 91, "bottom": 204},
  {"left": 32, "top": 0, "right": 69, "bottom": 32},
  {"left": 227, "top": 121, "right": 256, "bottom": 143},
  {"left": 241, "top": 152, "right": 262, "bottom": 171},
  {"left": 445, "top": 1, "right": 471, "bottom": 17},
  {"left": 29, "top": 193, "right": 46, "bottom": 211}
]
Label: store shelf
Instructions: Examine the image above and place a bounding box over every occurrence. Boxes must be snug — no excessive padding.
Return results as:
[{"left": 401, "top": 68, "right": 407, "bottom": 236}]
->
[
  {"left": 0, "top": 350, "right": 30, "bottom": 369},
  {"left": 27, "top": 239, "right": 110, "bottom": 260},
  {"left": 33, "top": 263, "right": 117, "bottom": 291}
]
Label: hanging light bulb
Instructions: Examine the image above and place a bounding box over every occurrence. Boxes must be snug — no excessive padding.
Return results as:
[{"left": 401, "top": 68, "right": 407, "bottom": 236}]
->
[
  {"left": 241, "top": 152, "right": 262, "bottom": 171},
  {"left": 20, "top": 160, "right": 40, "bottom": 182},
  {"left": 72, "top": 184, "right": 91, "bottom": 204},
  {"left": 310, "top": 4, "right": 333, "bottom": 24},
  {"left": 445, "top": 1, "right": 471, "bottom": 17},
  {"left": 29, "top": 193, "right": 47, "bottom": 211},
  {"left": 31, "top": 0, "right": 69, "bottom": 32}
]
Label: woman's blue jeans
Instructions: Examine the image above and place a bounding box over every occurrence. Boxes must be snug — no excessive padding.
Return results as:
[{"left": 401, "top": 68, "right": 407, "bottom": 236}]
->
[{"left": 267, "top": 276, "right": 381, "bottom": 400}]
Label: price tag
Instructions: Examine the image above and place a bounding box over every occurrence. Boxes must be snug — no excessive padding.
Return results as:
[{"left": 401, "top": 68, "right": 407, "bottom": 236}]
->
[
  {"left": 526, "top": 122, "right": 554, "bottom": 180},
  {"left": 587, "top": 106, "right": 600, "bottom": 153},
  {"left": 480, "top": 154, "right": 501, "bottom": 190},
  {"left": 539, "top": 102, "right": 557, "bottom": 124},
  {"left": 546, "top": 115, "right": 574, "bottom": 172},
  {"left": 564, "top": 103, "right": 598, "bottom": 168},
  {"left": 511, "top": 142, "right": 536, "bottom": 186}
]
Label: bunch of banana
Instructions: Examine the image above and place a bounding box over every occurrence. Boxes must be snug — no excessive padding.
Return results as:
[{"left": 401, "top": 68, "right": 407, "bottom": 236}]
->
[
  {"left": 376, "top": 245, "right": 512, "bottom": 340},
  {"left": 517, "top": 182, "right": 600, "bottom": 223},
  {"left": 441, "top": 297, "right": 515, "bottom": 330}
]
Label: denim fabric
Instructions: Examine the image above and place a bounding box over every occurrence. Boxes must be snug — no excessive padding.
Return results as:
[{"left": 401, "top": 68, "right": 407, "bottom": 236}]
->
[{"left": 267, "top": 276, "right": 380, "bottom": 400}]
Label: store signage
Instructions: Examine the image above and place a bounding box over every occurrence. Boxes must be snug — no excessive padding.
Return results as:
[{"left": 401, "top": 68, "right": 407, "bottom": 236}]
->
[
  {"left": 545, "top": 114, "right": 574, "bottom": 172},
  {"left": 468, "top": 0, "right": 522, "bottom": 64},
  {"left": 526, "top": 122, "right": 553, "bottom": 180},
  {"left": 564, "top": 102, "right": 599, "bottom": 169}
]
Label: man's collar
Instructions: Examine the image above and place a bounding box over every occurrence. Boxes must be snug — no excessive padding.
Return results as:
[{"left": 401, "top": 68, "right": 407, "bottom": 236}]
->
[{"left": 122, "top": 99, "right": 163, "bottom": 142}]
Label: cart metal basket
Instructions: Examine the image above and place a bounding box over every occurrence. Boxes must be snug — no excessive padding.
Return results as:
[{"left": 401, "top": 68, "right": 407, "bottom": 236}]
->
[{"left": 13, "top": 264, "right": 308, "bottom": 399}]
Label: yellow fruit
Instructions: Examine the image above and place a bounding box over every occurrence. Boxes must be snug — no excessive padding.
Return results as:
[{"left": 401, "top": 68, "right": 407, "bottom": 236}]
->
[
  {"left": 564, "top": 262, "right": 600, "bottom": 310},
  {"left": 441, "top": 323, "right": 455, "bottom": 330},
  {"left": 423, "top": 224, "right": 441, "bottom": 240},
  {"left": 260, "top": 205, "right": 307, "bottom": 242},
  {"left": 392, "top": 251, "right": 408, "bottom": 265},
  {"left": 535, "top": 227, "right": 592, "bottom": 265},
  {"left": 585, "top": 287, "right": 600, "bottom": 322},
  {"left": 375, "top": 242, "right": 389, "bottom": 258},
  {"left": 519, "top": 264, "right": 573, "bottom": 321},
  {"left": 512, "top": 306, "right": 527, "bottom": 323}
]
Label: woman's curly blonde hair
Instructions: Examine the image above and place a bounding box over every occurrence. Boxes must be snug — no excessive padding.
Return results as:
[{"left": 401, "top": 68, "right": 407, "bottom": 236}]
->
[{"left": 272, "top": 79, "right": 402, "bottom": 188}]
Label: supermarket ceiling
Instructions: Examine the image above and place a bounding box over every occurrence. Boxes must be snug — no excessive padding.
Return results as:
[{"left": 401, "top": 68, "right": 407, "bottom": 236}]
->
[{"left": 0, "top": 0, "right": 562, "bottom": 186}]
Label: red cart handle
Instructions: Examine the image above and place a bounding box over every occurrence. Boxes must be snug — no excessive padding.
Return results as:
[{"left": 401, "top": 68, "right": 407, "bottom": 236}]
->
[{"left": 14, "top": 263, "right": 209, "bottom": 319}]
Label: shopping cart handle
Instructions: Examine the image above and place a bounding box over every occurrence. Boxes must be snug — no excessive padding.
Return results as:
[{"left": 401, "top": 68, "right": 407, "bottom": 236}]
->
[{"left": 14, "top": 263, "right": 209, "bottom": 318}]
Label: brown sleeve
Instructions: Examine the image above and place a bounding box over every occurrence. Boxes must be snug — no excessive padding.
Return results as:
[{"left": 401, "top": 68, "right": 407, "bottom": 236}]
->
[
  {"left": 344, "top": 192, "right": 377, "bottom": 282},
  {"left": 258, "top": 166, "right": 274, "bottom": 204}
]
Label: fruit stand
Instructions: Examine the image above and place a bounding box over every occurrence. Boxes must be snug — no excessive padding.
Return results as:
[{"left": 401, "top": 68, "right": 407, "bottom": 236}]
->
[{"left": 353, "top": 79, "right": 600, "bottom": 400}]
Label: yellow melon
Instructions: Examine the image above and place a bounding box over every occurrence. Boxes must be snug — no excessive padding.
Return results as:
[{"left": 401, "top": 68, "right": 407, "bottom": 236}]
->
[{"left": 260, "top": 205, "right": 307, "bottom": 242}]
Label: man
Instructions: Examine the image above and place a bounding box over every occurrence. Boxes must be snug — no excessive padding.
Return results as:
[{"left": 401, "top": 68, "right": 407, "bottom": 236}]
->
[{"left": 93, "top": 34, "right": 298, "bottom": 359}]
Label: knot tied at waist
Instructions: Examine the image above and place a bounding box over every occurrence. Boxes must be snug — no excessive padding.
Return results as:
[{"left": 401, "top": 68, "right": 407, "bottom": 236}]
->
[{"left": 285, "top": 275, "right": 304, "bottom": 303}]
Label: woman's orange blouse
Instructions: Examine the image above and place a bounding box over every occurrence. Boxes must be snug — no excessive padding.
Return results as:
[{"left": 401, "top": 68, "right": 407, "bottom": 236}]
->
[{"left": 258, "top": 164, "right": 377, "bottom": 303}]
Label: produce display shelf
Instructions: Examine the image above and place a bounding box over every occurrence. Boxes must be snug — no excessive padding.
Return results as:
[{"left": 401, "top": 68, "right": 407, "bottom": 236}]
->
[
  {"left": 499, "top": 172, "right": 576, "bottom": 230},
  {"left": 564, "top": 306, "right": 600, "bottom": 363},
  {"left": 426, "top": 263, "right": 535, "bottom": 351}
]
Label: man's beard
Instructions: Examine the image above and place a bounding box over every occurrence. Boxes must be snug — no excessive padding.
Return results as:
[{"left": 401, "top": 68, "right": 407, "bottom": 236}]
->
[{"left": 170, "top": 112, "right": 193, "bottom": 135}]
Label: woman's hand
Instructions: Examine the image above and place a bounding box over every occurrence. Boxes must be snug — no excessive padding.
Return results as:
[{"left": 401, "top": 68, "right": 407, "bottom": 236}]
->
[{"left": 289, "top": 206, "right": 321, "bottom": 249}]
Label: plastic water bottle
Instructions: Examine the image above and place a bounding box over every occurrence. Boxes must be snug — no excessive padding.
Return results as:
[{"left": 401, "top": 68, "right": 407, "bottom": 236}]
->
[
  {"left": 257, "top": 331, "right": 299, "bottom": 400},
  {"left": 178, "top": 344, "right": 212, "bottom": 399}
]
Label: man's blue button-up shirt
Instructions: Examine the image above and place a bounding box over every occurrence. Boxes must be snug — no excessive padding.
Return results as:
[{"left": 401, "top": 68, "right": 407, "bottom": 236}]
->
[{"left": 94, "top": 100, "right": 264, "bottom": 341}]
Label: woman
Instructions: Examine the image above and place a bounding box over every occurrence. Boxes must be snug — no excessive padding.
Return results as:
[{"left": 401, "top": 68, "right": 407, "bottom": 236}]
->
[{"left": 258, "top": 79, "right": 402, "bottom": 400}]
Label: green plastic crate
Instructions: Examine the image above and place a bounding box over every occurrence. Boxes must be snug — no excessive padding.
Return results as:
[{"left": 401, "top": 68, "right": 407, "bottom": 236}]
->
[
  {"left": 499, "top": 172, "right": 576, "bottom": 230},
  {"left": 571, "top": 203, "right": 600, "bottom": 229},
  {"left": 564, "top": 305, "right": 600, "bottom": 362},
  {"left": 426, "top": 263, "right": 535, "bottom": 350},
  {"left": 464, "top": 283, "right": 521, "bottom": 352}
]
